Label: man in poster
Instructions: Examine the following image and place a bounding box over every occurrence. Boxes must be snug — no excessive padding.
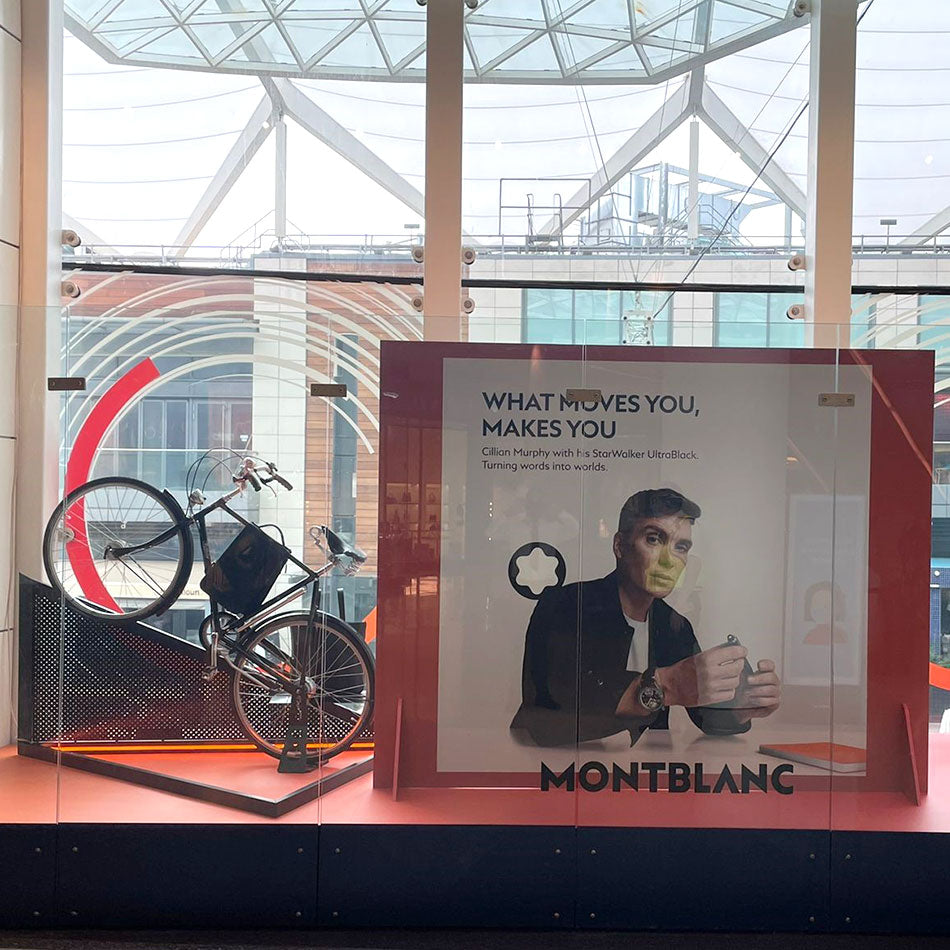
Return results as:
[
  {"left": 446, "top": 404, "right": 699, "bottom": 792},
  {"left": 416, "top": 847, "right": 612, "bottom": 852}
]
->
[{"left": 510, "top": 488, "right": 782, "bottom": 747}]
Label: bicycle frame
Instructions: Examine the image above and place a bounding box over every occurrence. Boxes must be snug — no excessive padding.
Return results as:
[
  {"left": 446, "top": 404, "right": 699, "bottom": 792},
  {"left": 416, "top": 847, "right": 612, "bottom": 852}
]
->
[{"left": 112, "top": 482, "right": 338, "bottom": 693}]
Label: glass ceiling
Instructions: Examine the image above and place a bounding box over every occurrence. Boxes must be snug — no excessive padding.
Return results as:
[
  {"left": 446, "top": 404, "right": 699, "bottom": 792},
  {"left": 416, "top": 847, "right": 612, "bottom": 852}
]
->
[
  {"left": 61, "top": 0, "right": 950, "bottom": 258},
  {"left": 65, "top": 0, "right": 805, "bottom": 84}
]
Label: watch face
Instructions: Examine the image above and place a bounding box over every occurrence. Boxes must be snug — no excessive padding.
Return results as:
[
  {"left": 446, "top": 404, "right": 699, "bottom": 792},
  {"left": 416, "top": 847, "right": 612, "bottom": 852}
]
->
[{"left": 639, "top": 684, "right": 664, "bottom": 711}]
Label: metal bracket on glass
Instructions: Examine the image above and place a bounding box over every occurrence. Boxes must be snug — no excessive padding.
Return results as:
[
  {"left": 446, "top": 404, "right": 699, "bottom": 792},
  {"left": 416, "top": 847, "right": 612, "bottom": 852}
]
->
[
  {"left": 47, "top": 377, "right": 86, "bottom": 392},
  {"left": 565, "top": 388, "right": 603, "bottom": 403},
  {"left": 818, "top": 393, "right": 855, "bottom": 408},
  {"left": 310, "top": 383, "right": 347, "bottom": 398}
]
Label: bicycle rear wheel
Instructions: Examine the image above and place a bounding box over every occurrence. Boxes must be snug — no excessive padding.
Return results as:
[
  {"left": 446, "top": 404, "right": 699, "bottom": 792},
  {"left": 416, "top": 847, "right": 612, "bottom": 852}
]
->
[
  {"left": 231, "top": 612, "right": 375, "bottom": 764},
  {"left": 43, "top": 476, "right": 193, "bottom": 623}
]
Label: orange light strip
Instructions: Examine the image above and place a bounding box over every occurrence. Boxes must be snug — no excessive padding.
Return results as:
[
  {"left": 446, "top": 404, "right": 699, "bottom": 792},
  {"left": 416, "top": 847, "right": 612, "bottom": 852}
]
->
[{"left": 46, "top": 742, "right": 375, "bottom": 754}]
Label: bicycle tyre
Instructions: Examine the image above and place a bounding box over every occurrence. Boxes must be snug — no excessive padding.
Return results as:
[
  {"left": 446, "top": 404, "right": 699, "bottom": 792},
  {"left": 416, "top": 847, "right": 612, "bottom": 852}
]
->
[
  {"left": 43, "top": 476, "right": 194, "bottom": 624},
  {"left": 231, "top": 611, "right": 375, "bottom": 765}
]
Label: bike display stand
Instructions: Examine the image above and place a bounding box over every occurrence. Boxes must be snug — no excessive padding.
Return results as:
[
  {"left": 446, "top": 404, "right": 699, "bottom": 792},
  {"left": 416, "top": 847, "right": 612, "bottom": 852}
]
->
[
  {"left": 277, "top": 690, "right": 319, "bottom": 774},
  {"left": 18, "top": 741, "right": 372, "bottom": 818},
  {"left": 17, "top": 575, "right": 373, "bottom": 816}
]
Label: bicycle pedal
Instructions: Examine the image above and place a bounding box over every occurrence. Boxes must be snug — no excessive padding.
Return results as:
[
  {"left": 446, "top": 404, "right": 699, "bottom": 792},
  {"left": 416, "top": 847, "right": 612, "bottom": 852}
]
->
[{"left": 201, "top": 668, "right": 219, "bottom": 682}]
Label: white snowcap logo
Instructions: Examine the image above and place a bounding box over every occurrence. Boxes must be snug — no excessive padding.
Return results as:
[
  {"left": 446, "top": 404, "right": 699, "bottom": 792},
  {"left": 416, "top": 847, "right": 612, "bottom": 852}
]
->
[{"left": 507, "top": 542, "right": 566, "bottom": 600}]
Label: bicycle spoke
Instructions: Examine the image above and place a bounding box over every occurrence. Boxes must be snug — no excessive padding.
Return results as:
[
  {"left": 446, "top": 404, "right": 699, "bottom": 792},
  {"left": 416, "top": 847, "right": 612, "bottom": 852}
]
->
[
  {"left": 48, "top": 478, "right": 187, "bottom": 620},
  {"left": 116, "top": 555, "right": 168, "bottom": 598}
]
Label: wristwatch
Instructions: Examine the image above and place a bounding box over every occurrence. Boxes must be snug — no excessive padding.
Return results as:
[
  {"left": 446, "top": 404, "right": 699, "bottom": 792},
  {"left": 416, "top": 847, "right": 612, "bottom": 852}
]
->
[{"left": 637, "top": 667, "right": 666, "bottom": 712}]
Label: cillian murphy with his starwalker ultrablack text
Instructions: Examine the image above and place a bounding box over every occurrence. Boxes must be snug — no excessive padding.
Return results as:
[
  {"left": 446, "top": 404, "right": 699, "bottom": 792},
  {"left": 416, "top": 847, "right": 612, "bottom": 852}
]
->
[{"left": 510, "top": 488, "right": 782, "bottom": 747}]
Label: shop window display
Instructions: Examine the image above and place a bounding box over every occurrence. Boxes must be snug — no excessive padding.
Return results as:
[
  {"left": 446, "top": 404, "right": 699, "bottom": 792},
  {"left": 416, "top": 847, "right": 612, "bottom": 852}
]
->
[{"left": 4, "top": 0, "right": 950, "bottom": 933}]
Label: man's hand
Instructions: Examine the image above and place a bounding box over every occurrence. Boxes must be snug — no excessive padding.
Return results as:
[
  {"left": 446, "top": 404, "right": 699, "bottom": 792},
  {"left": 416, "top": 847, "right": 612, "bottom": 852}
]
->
[
  {"left": 734, "top": 659, "right": 782, "bottom": 722},
  {"left": 656, "top": 644, "right": 748, "bottom": 708}
]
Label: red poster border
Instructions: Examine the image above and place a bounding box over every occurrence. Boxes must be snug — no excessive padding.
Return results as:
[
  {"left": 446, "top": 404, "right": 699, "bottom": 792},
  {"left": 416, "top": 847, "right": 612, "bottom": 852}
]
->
[{"left": 375, "top": 343, "right": 934, "bottom": 808}]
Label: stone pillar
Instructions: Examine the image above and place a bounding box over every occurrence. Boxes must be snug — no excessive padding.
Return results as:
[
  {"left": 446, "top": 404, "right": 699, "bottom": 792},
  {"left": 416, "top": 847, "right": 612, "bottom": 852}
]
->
[
  {"left": 0, "top": 0, "right": 22, "bottom": 747},
  {"left": 804, "top": 0, "right": 857, "bottom": 348},
  {"left": 423, "top": 0, "right": 463, "bottom": 340}
]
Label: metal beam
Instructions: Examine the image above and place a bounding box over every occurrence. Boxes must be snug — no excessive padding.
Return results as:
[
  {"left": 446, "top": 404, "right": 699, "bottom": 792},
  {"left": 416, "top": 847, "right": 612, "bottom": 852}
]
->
[
  {"left": 67, "top": 0, "right": 811, "bottom": 85},
  {"left": 539, "top": 78, "right": 691, "bottom": 235},
  {"left": 688, "top": 118, "right": 699, "bottom": 240},
  {"left": 274, "top": 115, "right": 287, "bottom": 241},
  {"left": 172, "top": 94, "right": 275, "bottom": 255},
  {"left": 899, "top": 205, "right": 950, "bottom": 246},
  {"left": 699, "top": 83, "right": 806, "bottom": 219},
  {"left": 265, "top": 78, "right": 425, "bottom": 219}
]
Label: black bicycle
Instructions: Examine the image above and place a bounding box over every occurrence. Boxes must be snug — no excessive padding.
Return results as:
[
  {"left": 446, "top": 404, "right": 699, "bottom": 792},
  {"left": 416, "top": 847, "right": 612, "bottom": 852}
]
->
[{"left": 42, "top": 455, "right": 375, "bottom": 766}]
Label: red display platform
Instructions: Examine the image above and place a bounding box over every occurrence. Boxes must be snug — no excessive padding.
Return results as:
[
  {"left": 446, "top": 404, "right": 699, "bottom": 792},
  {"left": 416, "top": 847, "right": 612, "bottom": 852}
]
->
[
  {"left": 4, "top": 737, "right": 950, "bottom": 831},
  {"left": 16, "top": 743, "right": 373, "bottom": 818}
]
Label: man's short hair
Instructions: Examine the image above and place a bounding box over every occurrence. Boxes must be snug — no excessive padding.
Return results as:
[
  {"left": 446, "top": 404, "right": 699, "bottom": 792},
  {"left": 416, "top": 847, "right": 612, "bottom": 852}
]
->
[{"left": 618, "top": 488, "right": 701, "bottom": 535}]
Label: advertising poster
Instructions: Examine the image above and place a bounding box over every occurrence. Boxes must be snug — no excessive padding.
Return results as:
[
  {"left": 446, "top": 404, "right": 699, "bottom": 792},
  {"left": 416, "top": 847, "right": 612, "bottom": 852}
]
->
[{"left": 376, "top": 344, "right": 933, "bottom": 822}]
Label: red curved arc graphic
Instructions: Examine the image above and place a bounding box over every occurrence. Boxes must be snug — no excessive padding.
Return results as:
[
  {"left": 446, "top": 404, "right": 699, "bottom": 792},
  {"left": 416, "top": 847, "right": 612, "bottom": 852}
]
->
[
  {"left": 931, "top": 662, "right": 950, "bottom": 692},
  {"left": 64, "top": 358, "right": 161, "bottom": 613}
]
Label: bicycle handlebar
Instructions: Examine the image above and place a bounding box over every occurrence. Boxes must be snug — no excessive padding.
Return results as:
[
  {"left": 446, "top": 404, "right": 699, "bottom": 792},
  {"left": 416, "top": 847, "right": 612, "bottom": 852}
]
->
[
  {"left": 264, "top": 472, "right": 293, "bottom": 491},
  {"left": 245, "top": 469, "right": 263, "bottom": 492},
  {"left": 234, "top": 458, "right": 292, "bottom": 493}
]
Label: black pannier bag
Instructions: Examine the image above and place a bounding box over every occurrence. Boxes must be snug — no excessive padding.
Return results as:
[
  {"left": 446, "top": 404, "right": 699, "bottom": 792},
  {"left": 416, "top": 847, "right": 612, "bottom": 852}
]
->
[{"left": 200, "top": 524, "right": 290, "bottom": 615}]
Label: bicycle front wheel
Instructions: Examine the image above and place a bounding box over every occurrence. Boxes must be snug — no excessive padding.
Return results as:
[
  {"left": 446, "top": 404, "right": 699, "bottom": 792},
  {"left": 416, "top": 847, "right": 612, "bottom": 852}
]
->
[
  {"left": 43, "top": 476, "right": 193, "bottom": 623},
  {"left": 231, "top": 612, "right": 375, "bottom": 764}
]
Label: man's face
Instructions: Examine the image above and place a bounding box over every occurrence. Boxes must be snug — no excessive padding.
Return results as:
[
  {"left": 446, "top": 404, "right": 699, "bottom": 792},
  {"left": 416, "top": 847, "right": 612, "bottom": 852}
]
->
[{"left": 612, "top": 513, "right": 693, "bottom": 599}]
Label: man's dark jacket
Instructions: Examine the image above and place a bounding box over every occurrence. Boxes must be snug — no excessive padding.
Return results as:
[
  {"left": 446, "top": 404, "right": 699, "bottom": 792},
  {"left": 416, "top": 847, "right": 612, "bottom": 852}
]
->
[{"left": 510, "top": 570, "right": 749, "bottom": 746}]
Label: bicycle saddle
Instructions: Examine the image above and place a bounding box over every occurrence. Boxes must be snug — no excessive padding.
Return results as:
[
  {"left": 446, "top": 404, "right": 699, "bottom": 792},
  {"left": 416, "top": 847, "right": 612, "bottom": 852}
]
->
[{"left": 321, "top": 526, "right": 367, "bottom": 563}]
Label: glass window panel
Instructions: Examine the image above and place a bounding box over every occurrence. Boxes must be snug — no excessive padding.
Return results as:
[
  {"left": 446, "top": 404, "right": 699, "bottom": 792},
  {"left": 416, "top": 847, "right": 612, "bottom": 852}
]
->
[
  {"left": 551, "top": 32, "right": 618, "bottom": 71},
  {"left": 141, "top": 399, "right": 164, "bottom": 486},
  {"left": 709, "top": 4, "right": 771, "bottom": 45},
  {"left": 109, "top": 0, "right": 170, "bottom": 21},
  {"left": 716, "top": 292, "right": 768, "bottom": 347},
  {"left": 918, "top": 295, "right": 950, "bottom": 362},
  {"left": 574, "top": 288, "right": 621, "bottom": 343},
  {"left": 321, "top": 24, "right": 388, "bottom": 70},
  {"left": 467, "top": 24, "right": 531, "bottom": 67},
  {"left": 230, "top": 401, "right": 252, "bottom": 450},
  {"left": 116, "top": 406, "right": 140, "bottom": 449},
  {"left": 113, "top": 405, "right": 140, "bottom": 479},
  {"left": 160, "top": 400, "right": 184, "bottom": 449},
  {"left": 501, "top": 36, "right": 563, "bottom": 73},
  {"left": 476, "top": 0, "right": 547, "bottom": 19},
  {"left": 767, "top": 316, "right": 806, "bottom": 348},
  {"left": 567, "top": 0, "right": 636, "bottom": 29},
  {"left": 188, "top": 23, "right": 244, "bottom": 59},
  {"left": 141, "top": 399, "right": 164, "bottom": 448},
  {"left": 135, "top": 28, "right": 201, "bottom": 57},
  {"left": 767, "top": 293, "right": 806, "bottom": 348},
  {"left": 165, "top": 400, "right": 188, "bottom": 490},
  {"left": 374, "top": 19, "right": 425, "bottom": 65},
  {"left": 523, "top": 288, "right": 573, "bottom": 343},
  {"left": 851, "top": 292, "right": 876, "bottom": 348}
]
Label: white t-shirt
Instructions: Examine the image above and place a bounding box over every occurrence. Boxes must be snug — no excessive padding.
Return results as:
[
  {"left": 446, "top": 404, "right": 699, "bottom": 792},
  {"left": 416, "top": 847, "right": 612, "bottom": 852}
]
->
[{"left": 623, "top": 612, "right": 649, "bottom": 674}]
